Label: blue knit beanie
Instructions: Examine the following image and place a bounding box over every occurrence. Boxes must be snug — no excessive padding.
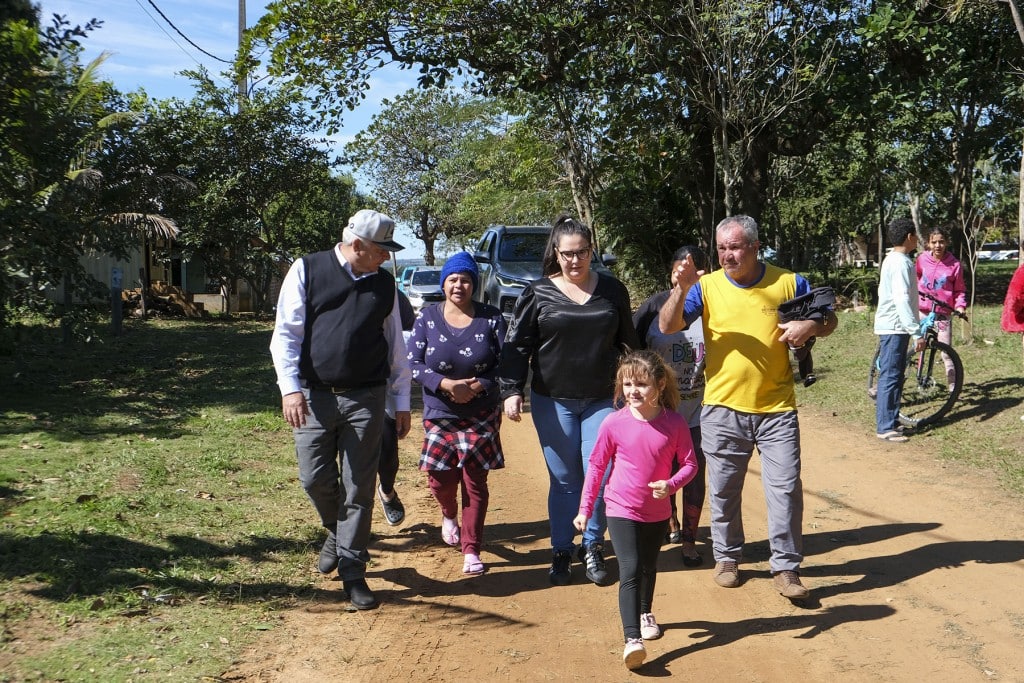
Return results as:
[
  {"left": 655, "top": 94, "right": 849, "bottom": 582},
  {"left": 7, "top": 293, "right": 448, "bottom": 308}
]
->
[{"left": 440, "top": 251, "right": 479, "bottom": 291}]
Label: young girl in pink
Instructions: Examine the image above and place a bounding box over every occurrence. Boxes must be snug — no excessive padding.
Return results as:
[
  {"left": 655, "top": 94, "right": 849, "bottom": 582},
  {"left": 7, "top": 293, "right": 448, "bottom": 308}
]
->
[
  {"left": 573, "top": 351, "right": 698, "bottom": 670},
  {"left": 916, "top": 227, "right": 967, "bottom": 385}
]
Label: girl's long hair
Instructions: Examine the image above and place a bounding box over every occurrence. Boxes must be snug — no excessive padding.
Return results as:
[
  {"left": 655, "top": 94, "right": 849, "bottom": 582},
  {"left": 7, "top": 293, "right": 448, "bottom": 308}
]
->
[{"left": 613, "top": 350, "right": 679, "bottom": 412}]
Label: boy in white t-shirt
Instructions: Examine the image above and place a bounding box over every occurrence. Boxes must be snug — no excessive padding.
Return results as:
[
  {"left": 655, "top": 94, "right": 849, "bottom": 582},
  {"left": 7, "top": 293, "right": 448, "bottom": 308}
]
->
[{"left": 873, "top": 218, "right": 925, "bottom": 443}]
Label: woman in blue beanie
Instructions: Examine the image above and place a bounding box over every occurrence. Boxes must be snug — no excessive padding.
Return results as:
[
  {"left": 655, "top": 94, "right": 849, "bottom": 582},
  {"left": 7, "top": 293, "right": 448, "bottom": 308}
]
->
[{"left": 407, "top": 251, "right": 506, "bottom": 575}]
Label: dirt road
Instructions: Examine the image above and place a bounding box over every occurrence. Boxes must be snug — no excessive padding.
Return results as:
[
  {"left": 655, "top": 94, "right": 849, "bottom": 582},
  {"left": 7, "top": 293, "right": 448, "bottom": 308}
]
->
[{"left": 223, "top": 406, "right": 1024, "bottom": 682}]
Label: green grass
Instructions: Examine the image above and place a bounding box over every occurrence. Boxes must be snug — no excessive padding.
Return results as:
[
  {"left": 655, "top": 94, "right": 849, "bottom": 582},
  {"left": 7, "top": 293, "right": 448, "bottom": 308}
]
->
[
  {"left": 799, "top": 297, "right": 1024, "bottom": 493},
  {"left": 1, "top": 277, "right": 1022, "bottom": 679},
  {"left": 0, "top": 317, "right": 317, "bottom": 681}
]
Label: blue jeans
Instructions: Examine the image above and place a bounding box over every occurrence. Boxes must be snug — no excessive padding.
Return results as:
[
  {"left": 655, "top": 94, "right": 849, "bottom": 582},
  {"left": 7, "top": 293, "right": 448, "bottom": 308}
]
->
[
  {"left": 530, "top": 391, "right": 615, "bottom": 552},
  {"left": 876, "top": 333, "right": 909, "bottom": 433}
]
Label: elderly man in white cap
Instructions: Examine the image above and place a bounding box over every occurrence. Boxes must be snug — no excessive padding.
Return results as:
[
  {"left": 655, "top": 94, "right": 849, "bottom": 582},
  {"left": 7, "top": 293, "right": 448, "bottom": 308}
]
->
[{"left": 270, "top": 209, "right": 411, "bottom": 610}]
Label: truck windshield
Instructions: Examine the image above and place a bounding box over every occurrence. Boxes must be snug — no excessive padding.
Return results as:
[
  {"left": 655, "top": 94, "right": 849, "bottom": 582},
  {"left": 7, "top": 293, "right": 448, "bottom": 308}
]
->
[
  {"left": 498, "top": 234, "right": 548, "bottom": 261},
  {"left": 412, "top": 270, "right": 440, "bottom": 285}
]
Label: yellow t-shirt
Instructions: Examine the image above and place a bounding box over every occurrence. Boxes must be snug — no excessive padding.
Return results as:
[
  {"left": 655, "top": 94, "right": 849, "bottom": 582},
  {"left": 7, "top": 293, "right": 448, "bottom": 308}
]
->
[{"left": 700, "top": 265, "right": 798, "bottom": 413}]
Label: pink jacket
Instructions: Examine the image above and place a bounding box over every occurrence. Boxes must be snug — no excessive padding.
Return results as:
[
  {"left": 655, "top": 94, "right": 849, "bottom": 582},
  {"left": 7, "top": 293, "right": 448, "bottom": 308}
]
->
[
  {"left": 916, "top": 251, "right": 966, "bottom": 315},
  {"left": 1001, "top": 264, "right": 1024, "bottom": 333}
]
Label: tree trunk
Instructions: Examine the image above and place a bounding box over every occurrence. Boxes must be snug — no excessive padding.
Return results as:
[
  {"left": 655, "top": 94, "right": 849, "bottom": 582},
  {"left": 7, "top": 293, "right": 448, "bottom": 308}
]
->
[
  {"left": 61, "top": 272, "right": 73, "bottom": 344},
  {"left": 948, "top": 107, "right": 979, "bottom": 230},
  {"left": 550, "top": 92, "right": 600, "bottom": 251},
  {"left": 222, "top": 277, "right": 232, "bottom": 315},
  {"left": 876, "top": 174, "right": 886, "bottom": 266},
  {"left": 1020, "top": 131, "right": 1024, "bottom": 265},
  {"left": 1006, "top": 0, "right": 1024, "bottom": 264},
  {"left": 738, "top": 134, "right": 770, "bottom": 223},
  {"left": 718, "top": 119, "right": 734, "bottom": 217},
  {"left": 420, "top": 210, "right": 435, "bottom": 265},
  {"left": 907, "top": 182, "right": 921, "bottom": 231},
  {"left": 684, "top": 118, "right": 721, "bottom": 247}
]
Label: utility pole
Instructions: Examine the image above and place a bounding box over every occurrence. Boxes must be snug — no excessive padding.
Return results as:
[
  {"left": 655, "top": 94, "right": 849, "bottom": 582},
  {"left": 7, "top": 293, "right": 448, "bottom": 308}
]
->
[
  {"left": 237, "top": 0, "right": 247, "bottom": 108},
  {"left": 1003, "top": 0, "right": 1024, "bottom": 264}
]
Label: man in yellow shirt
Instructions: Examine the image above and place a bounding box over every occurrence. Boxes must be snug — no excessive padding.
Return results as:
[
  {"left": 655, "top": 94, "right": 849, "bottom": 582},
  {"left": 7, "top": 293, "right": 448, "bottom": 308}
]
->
[{"left": 659, "top": 215, "right": 838, "bottom": 600}]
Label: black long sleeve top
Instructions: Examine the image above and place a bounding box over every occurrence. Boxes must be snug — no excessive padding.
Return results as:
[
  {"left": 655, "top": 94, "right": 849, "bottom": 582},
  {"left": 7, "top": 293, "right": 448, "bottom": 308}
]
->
[{"left": 499, "top": 272, "right": 640, "bottom": 400}]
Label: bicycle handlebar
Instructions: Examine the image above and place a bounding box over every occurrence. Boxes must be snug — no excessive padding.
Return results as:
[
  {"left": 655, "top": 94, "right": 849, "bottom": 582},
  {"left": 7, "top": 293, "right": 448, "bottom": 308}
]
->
[
  {"left": 918, "top": 312, "right": 936, "bottom": 337},
  {"left": 918, "top": 291, "right": 969, "bottom": 321}
]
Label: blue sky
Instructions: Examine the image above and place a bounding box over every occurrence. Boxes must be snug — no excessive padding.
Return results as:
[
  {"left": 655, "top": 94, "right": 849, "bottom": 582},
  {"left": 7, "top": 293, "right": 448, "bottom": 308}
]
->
[{"left": 37, "top": 0, "right": 429, "bottom": 257}]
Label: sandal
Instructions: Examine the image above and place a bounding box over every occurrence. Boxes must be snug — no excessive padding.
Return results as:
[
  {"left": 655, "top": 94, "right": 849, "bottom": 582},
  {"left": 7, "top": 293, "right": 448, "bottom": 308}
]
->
[
  {"left": 666, "top": 530, "right": 683, "bottom": 544},
  {"left": 441, "top": 516, "right": 460, "bottom": 546},
  {"left": 462, "top": 553, "right": 485, "bottom": 576}
]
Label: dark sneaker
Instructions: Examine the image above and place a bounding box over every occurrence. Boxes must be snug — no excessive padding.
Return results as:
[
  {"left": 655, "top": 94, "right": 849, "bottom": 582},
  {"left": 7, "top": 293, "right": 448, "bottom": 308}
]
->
[
  {"left": 318, "top": 529, "right": 338, "bottom": 574},
  {"left": 577, "top": 542, "right": 611, "bottom": 586},
  {"left": 549, "top": 550, "right": 572, "bottom": 586},
  {"left": 680, "top": 541, "right": 703, "bottom": 568},
  {"left": 713, "top": 560, "right": 740, "bottom": 588},
  {"left": 378, "top": 486, "right": 405, "bottom": 526},
  {"left": 773, "top": 570, "right": 810, "bottom": 599}
]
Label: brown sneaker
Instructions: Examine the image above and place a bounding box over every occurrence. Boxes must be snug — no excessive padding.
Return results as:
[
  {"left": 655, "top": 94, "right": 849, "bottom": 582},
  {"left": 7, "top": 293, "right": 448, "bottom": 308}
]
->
[
  {"left": 713, "top": 560, "right": 740, "bottom": 588},
  {"left": 773, "top": 570, "right": 809, "bottom": 599}
]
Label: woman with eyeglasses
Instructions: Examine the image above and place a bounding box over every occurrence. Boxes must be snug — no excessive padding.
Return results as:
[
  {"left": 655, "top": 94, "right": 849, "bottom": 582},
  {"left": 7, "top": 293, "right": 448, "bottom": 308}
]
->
[{"left": 500, "top": 214, "right": 640, "bottom": 587}]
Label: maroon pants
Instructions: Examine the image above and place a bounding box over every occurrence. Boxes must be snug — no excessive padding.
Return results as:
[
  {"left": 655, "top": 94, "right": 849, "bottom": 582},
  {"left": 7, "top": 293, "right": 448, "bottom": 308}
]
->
[
  {"left": 670, "top": 424, "right": 706, "bottom": 543},
  {"left": 428, "top": 463, "right": 490, "bottom": 555}
]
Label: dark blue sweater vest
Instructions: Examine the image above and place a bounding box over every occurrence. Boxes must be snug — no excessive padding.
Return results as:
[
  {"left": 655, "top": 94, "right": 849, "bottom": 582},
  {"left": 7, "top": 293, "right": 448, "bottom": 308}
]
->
[{"left": 298, "top": 250, "right": 396, "bottom": 388}]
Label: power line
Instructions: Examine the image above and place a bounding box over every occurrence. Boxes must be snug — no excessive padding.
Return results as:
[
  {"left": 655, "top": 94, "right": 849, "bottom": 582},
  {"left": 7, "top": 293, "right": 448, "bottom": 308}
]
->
[
  {"left": 131, "top": 0, "right": 205, "bottom": 70},
  {"left": 144, "top": 0, "right": 233, "bottom": 64},
  {"left": 129, "top": 0, "right": 234, "bottom": 91}
]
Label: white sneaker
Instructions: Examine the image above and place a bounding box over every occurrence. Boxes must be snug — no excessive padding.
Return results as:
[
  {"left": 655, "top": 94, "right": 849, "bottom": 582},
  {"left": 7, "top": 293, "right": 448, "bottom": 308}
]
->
[
  {"left": 640, "top": 612, "right": 661, "bottom": 640},
  {"left": 623, "top": 638, "right": 646, "bottom": 670}
]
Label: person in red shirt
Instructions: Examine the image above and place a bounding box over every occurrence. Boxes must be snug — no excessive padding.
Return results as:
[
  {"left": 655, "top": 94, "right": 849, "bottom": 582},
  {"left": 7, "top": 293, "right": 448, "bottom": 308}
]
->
[{"left": 1001, "top": 255, "right": 1024, "bottom": 379}]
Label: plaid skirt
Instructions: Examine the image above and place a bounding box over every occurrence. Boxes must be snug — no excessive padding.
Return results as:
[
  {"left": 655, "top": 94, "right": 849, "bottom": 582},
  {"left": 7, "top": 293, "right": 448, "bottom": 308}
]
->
[{"left": 419, "top": 405, "right": 505, "bottom": 471}]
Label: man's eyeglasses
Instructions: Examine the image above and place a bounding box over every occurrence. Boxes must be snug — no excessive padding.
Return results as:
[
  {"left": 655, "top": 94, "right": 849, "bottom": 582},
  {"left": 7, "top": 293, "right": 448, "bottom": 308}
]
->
[{"left": 557, "top": 247, "right": 592, "bottom": 261}]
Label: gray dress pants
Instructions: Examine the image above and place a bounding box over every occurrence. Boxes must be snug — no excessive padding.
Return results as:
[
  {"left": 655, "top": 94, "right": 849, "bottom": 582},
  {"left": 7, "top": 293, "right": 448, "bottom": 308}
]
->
[
  {"left": 293, "top": 385, "right": 385, "bottom": 581},
  {"left": 701, "top": 404, "right": 804, "bottom": 573}
]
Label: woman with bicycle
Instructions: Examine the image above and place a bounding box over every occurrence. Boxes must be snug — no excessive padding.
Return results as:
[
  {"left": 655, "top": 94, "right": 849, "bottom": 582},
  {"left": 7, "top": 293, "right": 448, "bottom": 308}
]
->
[
  {"left": 916, "top": 227, "right": 967, "bottom": 386},
  {"left": 874, "top": 218, "right": 926, "bottom": 443}
]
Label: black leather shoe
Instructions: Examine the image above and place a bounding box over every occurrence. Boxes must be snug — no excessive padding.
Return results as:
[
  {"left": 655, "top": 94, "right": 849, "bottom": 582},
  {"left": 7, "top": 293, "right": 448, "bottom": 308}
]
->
[
  {"left": 318, "top": 530, "right": 338, "bottom": 574},
  {"left": 343, "top": 579, "right": 379, "bottom": 610}
]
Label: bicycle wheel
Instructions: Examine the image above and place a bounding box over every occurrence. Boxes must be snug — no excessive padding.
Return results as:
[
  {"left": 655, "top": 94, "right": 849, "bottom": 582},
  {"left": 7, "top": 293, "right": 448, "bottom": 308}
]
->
[
  {"left": 898, "top": 340, "right": 963, "bottom": 428},
  {"left": 866, "top": 344, "right": 881, "bottom": 400}
]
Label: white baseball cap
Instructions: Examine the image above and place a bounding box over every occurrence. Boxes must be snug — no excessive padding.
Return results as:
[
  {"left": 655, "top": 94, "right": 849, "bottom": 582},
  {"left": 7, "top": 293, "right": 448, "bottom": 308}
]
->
[{"left": 343, "top": 209, "right": 404, "bottom": 251}]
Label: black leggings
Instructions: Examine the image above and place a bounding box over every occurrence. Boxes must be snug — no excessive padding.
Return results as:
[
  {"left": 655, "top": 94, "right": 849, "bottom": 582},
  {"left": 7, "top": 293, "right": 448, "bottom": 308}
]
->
[
  {"left": 607, "top": 515, "right": 669, "bottom": 641},
  {"left": 378, "top": 415, "right": 399, "bottom": 494}
]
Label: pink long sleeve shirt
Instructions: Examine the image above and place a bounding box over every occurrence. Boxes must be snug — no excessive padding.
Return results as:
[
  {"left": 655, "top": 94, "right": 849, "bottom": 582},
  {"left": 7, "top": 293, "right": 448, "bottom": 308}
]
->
[
  {"left": 579, "top": 407, "right": 698, "bottom": 523},
  {"left": 916, "top": 251, "right": 967, "bottom": 314}
]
